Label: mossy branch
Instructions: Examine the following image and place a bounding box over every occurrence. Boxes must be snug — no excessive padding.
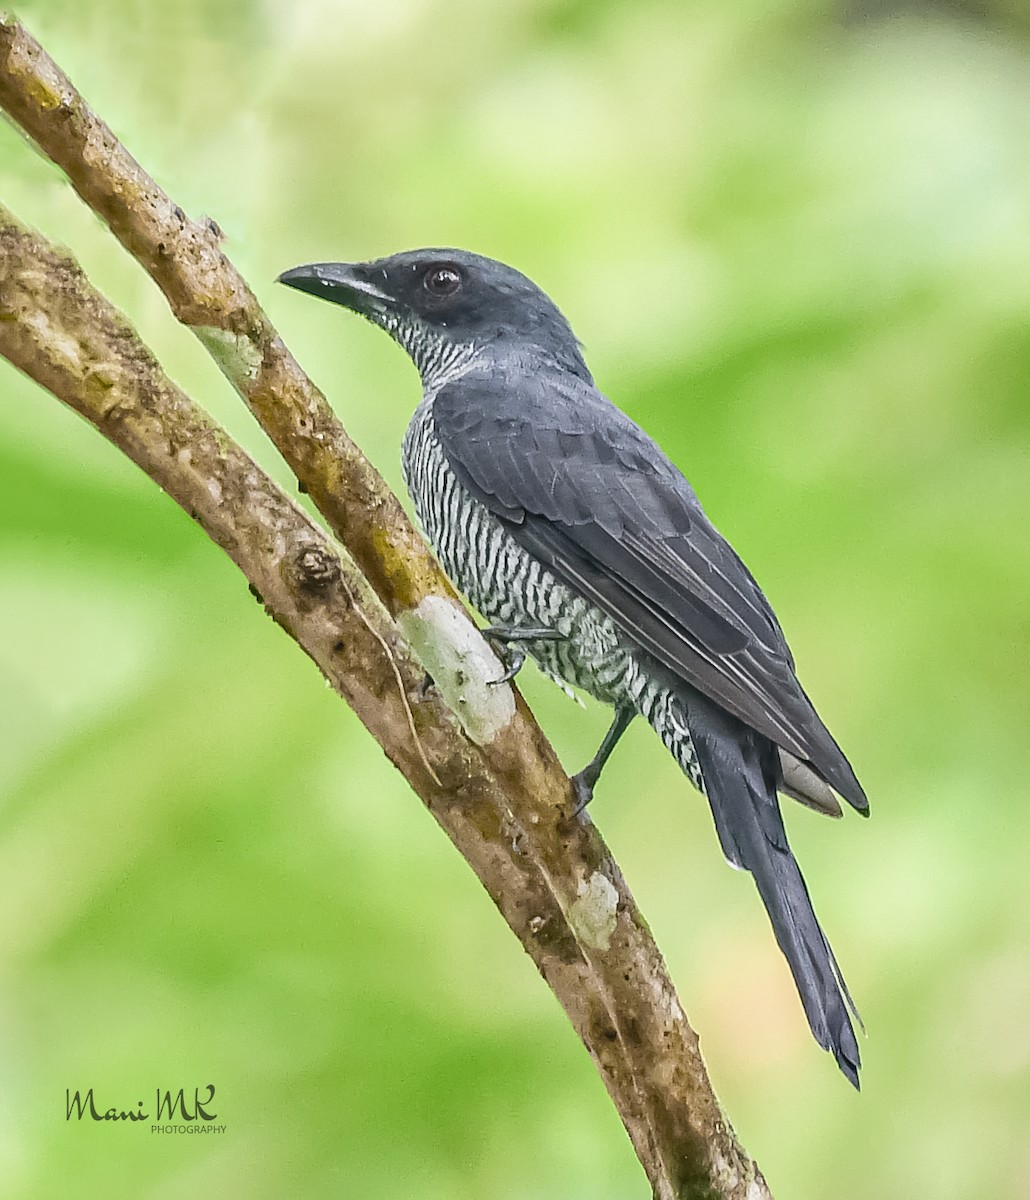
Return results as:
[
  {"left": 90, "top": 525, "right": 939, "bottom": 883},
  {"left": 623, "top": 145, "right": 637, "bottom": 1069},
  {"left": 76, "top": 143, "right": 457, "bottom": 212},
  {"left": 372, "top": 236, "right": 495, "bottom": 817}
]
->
[{"left": 0, "top": 14, "right": 771, "bottom": 1200}]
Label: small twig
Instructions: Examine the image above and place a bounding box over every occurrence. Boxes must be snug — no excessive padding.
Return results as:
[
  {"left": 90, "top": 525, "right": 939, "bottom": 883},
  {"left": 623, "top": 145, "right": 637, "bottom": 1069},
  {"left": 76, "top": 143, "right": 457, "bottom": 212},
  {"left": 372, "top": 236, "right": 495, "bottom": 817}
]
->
[{"left": 340, "top": 574, "right": 443, "bottom": 788}]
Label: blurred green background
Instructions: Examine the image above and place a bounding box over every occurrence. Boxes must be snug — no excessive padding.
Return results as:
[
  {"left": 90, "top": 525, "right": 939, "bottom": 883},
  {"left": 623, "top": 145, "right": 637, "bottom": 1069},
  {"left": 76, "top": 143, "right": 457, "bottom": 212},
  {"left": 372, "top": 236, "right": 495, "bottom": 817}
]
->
[{"left": 2, "top": 1, "right": 1029, "bottom": 1196}]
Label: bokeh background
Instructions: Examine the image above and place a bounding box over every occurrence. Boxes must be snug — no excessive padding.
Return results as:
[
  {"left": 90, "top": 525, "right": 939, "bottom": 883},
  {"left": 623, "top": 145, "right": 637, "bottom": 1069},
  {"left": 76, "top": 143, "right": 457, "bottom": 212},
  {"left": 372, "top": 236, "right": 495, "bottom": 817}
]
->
[{"left": 2, "top": 1, "right": 1029, "bottom": 1196}]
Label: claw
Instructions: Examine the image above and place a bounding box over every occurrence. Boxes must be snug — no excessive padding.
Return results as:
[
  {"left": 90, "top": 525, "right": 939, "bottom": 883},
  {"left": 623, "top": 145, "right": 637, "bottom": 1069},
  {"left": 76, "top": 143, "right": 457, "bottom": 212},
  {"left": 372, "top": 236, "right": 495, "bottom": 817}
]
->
[
  {"left": 569, "top": 770, "right": 596, "bottom": 817},
  {"left": 480, "top": 623, "right": 561, "bottom": 686},
  {"left": 489, "top": 645, "right": 525, "bottom": 685}
]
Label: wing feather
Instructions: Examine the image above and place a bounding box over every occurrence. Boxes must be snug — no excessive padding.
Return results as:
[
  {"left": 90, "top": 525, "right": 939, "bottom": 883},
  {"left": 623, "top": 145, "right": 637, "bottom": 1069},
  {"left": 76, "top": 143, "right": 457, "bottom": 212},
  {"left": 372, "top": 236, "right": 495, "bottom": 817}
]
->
[{"left": 431, "top": 371, "right": 866, "bottom": 811}]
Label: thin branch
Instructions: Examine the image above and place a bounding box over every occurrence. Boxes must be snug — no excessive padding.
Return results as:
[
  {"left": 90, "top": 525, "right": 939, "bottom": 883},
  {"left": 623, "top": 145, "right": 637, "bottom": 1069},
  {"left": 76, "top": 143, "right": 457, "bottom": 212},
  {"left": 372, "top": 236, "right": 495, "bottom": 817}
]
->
[
  {"left": 0, "top": 15, "right": 772, "bottom": 1200},
  {"left": 0, "top": 9, "right": 440, "bottom": 617}
]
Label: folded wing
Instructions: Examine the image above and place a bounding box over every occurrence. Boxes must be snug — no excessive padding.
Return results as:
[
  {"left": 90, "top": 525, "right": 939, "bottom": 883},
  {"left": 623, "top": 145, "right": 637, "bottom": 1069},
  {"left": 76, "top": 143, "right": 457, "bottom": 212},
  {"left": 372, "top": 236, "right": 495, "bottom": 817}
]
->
[{"left": 431, "top": 369, "right": 866, "bottom": 812}]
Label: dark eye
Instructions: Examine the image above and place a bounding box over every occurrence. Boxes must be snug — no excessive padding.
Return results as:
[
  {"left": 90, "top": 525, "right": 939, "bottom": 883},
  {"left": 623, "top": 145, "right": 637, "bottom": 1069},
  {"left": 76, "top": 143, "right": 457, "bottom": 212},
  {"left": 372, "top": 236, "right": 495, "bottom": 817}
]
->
[{"left": 423, "top": 265, "right": 462, "bottom": 297}]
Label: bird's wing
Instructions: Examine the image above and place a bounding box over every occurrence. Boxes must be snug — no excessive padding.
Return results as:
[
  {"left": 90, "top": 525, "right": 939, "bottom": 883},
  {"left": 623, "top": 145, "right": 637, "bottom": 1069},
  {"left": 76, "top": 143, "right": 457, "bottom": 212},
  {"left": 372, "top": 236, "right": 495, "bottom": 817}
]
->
[{"left": 431, "top": 369, "right": 866, "bottom": 811}]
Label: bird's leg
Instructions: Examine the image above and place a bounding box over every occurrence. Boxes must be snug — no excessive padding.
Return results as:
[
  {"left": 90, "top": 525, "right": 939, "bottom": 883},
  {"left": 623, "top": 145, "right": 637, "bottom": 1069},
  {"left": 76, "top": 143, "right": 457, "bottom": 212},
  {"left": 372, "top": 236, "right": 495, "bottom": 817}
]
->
[
  {"left": 481, "top": 624, "right": 564, "bottom": 685},
  {"left": 570, "top": 704, "right": 635, "bottom": 815}
]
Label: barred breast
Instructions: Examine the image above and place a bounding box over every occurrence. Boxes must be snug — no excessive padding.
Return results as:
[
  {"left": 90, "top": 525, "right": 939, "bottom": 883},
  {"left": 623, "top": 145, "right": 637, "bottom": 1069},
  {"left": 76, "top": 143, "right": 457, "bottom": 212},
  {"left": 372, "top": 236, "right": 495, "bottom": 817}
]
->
[{"left": 402, "top": 396, "right": 706, "bottom": 794}]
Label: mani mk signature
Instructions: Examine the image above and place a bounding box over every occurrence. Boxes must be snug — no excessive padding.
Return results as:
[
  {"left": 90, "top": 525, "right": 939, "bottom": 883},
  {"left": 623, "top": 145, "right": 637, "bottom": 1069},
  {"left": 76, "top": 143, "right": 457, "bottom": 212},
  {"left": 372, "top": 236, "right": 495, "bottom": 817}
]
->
[{"left": 66, "top": 1085, "right": 218, "bottom": 1123}]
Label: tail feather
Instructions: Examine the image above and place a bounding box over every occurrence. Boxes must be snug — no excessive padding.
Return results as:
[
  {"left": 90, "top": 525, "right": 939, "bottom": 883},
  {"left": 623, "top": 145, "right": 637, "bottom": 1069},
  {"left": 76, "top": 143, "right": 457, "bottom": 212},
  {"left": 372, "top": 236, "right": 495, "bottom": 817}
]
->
[{"left": 687, "top": 698, "right": 862, "bottom": 1088}]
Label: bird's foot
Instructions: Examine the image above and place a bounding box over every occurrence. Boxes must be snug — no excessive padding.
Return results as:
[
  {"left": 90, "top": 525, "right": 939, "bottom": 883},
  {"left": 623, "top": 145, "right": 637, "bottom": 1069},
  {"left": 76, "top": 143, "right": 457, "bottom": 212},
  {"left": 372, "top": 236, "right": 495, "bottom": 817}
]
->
[
  {"left": 481, "top": 624, "right": 563, "bottom": 686},
  {"left": 569, "top": 768, "right": 598, "bottom": 817},
  {"left": 489, "top": 644, "right": 525, "bottom": 686},
  {"left": 415, "top": 671, "right": 437, "bottom": 701},
  {"left": 566, "top": 704, "right": 634, "bottom": 817}
]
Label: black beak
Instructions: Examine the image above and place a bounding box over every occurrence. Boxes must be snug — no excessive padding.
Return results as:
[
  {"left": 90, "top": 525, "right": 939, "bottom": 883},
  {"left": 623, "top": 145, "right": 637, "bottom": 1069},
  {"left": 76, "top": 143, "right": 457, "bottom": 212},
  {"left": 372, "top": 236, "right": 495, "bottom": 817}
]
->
[{"left": 276, "top": 262, "right": 392, "bottom": 312}]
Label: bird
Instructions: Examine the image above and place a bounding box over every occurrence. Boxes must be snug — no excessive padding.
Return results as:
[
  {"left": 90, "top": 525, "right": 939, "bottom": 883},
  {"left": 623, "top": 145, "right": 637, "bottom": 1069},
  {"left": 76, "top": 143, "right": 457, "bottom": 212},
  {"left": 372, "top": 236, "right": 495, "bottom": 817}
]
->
[{"left": 278, "top": 248, "right": 868, "bottom": 1087}]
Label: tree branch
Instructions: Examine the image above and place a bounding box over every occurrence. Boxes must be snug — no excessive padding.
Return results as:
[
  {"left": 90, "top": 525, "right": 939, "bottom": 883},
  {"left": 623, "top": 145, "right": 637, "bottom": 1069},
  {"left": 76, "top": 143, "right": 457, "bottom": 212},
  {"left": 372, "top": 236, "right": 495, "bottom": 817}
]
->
[{"left": 0, "top": 15, "right": 771, "bottom": 1200}]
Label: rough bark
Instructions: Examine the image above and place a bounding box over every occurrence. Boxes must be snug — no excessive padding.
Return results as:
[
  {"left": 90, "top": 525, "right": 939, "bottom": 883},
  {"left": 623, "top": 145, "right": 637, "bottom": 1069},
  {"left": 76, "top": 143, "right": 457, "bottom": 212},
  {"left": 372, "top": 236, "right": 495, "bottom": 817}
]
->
[{"left": 0, "top": 15, "right": 772, "bottom": 1200}]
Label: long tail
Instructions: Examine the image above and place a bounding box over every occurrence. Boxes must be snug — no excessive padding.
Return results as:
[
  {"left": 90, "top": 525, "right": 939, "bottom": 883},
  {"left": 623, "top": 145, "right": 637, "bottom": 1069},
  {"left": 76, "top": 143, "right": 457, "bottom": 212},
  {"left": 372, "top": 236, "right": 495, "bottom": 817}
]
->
[{"left": 658, "top": 689, "right": 862, "bottom": 1086}]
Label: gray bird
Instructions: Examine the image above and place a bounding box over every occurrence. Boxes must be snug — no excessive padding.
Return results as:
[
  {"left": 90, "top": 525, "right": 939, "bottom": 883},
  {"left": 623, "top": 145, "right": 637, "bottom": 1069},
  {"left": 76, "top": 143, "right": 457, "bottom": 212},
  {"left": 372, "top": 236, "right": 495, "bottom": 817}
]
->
[{"left": 278, "top": 249, "right": 868, "bottom": 1087}]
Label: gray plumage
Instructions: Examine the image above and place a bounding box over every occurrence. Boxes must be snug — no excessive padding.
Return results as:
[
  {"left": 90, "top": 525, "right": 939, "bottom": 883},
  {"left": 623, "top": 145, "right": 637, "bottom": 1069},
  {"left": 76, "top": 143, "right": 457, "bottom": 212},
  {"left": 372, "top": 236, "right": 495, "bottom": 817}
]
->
[
  {"left": 279, "top": 248, "right": 868, "bottom": 1087},
  {"left": 402, "top": 393, "right": 706, "bottom": 794}
]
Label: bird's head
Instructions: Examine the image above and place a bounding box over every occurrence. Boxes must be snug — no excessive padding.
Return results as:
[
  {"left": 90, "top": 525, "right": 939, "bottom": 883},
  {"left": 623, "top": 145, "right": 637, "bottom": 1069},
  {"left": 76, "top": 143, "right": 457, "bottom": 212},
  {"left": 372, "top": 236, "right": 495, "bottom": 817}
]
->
[{"left": 277, "top": 248, "right": 590, "bottom": 385}]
